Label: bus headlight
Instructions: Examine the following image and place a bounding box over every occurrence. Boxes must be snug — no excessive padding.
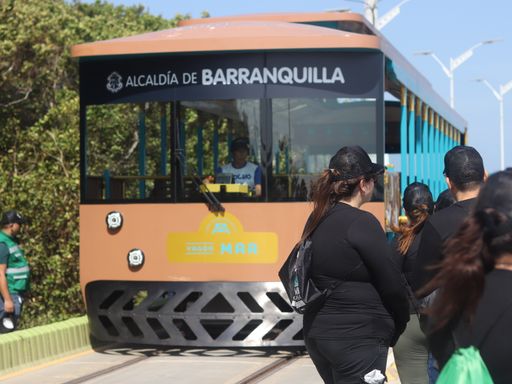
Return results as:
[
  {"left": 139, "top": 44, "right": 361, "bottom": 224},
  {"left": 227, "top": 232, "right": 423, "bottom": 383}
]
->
[
  {"left": 106, "top": 211, "right": 123, "bottom": 231},
  {"left": 127, "top": 248, "right": 145, "bottom": 269}
]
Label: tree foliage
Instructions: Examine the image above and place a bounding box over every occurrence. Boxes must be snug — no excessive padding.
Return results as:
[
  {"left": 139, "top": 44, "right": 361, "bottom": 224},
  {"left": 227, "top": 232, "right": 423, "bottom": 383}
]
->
[{"left": 0, "top": 0, "right": 187, "bottom": 328}]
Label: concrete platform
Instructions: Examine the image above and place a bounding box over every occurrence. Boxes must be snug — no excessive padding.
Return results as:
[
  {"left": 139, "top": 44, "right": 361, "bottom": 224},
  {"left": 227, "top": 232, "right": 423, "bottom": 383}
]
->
[{"left": 0, "top": 346, "right": 401, "bottom": 384}]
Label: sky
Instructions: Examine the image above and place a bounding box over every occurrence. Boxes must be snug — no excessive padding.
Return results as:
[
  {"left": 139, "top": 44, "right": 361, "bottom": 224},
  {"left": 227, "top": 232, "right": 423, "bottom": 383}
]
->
[{"left": 83, "top": 0, "right": 512, "bottom": 172}]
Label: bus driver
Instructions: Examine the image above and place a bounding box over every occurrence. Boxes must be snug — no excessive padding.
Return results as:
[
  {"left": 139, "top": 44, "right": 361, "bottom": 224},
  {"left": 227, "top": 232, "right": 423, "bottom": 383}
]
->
[{"left": 218, "top": 137, "right": 262, "bottom": 197}]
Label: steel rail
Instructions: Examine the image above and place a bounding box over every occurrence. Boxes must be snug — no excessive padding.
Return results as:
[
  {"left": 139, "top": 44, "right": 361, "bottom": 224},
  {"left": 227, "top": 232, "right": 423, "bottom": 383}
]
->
[
  {"left": 61, "top": 354, "right": 149, "bottom": 384},
  {"left": 236, "top": 354, "right": 301, "bottom": 384},
  {"left": 60, "top": 348, "right": 302, "bottom": 384}
]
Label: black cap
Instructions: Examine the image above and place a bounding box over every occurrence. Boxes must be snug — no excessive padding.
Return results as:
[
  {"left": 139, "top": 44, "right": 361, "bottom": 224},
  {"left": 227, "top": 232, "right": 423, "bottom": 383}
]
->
[
  {"left": 230, "top": 137, "right": 250, "bottom": 152},
  {"left": 0, "top": 210, "right": 26, "bottom": 226},
  {"left": 329, "top": 145, "right": 384, "bottom": 180},
  {"left": 443, "top": 146, "right": 484, "bottom": 186},
  {"left": 403, "top": 182, "right": 434, "bottom": 214},
  {"left": 434, "top": 189, "right": 456, "bottom": 212}
]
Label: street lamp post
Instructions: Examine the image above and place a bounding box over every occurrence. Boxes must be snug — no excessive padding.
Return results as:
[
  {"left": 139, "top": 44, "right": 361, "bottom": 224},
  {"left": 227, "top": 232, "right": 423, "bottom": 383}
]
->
[
  {"left": 347, "top": 0, "right": 414, "bottom": 30},
  {"left": 376, "top": 0, "right": 412, "bottom": 30},
  {"left": 416, "top": 39, "right": 500, "bottom": 109},
  {"left": 346, "top": 0, "right": 378, "bottom": 24},
  {"left": 475, "top": 78, "right": 512, "bottom": 170}
]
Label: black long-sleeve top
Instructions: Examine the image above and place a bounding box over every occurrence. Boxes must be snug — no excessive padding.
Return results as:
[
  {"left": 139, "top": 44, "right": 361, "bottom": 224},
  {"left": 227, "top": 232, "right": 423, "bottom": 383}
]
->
[
  {"left": 392, "top": 233, "right": 423, "bottom": 314},
  {"left": 303, "top": 203, "right": 409, "bottom": 344},
  {"left": 411, "top": 198, "right": 476, "bottom": 294},
  {"left": 393, "top": 233, "right": 421, "bottom": 285},
  {"left": 429, "top": 269, "right": 512, "bottom": 384}
]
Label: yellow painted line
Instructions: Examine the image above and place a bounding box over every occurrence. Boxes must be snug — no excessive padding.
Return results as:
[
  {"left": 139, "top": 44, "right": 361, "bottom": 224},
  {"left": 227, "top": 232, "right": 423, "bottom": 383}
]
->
[{"left": 0, "top": 348, "right": 94, "bottom": 381}]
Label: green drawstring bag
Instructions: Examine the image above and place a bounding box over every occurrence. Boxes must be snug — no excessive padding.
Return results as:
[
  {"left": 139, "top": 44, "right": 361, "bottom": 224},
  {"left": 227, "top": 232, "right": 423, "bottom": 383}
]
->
[
  {"left": 434, "top": 289, "right": 512, "bottom": 384},
  {"left": 437, "top": 346, "right": 493, "bottom": 384}
]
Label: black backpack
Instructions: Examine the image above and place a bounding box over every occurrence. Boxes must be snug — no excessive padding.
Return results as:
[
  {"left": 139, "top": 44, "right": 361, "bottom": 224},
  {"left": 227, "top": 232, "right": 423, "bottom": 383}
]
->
[
  {"left": 279, "top": 236, "right": 361, "bottom": 314},
  {"left": 278, "top": 239, "right": 336, "bottom": 314}
]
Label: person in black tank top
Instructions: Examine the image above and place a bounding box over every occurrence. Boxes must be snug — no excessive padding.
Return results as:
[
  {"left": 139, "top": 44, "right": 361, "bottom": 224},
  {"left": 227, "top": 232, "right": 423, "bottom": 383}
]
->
[{"left": 302, "top": 146, "right": 409, "bottom": 384}]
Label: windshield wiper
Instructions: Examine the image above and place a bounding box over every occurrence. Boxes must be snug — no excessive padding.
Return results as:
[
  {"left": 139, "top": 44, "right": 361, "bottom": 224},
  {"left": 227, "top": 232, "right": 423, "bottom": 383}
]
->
[{"left": 190, "top": 173, "right": 225, "bottom": 213}]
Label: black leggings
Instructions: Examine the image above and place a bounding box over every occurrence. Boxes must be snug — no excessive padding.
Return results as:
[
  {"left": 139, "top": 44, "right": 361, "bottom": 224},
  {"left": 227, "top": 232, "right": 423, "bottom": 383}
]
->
[{"left": 305, "top": 337, "right": 389, "bottom": 384}]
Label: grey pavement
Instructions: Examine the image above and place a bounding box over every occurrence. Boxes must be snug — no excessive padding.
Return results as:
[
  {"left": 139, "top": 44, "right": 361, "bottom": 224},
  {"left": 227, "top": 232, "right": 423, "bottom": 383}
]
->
[{"left": 0, "top": 347, "right": 401, "bottom": 384}]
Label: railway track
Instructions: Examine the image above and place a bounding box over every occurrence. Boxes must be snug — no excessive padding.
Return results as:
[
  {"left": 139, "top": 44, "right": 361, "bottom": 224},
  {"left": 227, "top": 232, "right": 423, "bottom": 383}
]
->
[
  {"left": 1, "top": 346, "right": 308, "bottom": 384},
  {"left": 58, "top": 351, "right": 302, "bottom": 384},
  {"left": 61, "top": 354, "right": 150, "bottom": 384},
  {"left": 235, "top": 354, "right": 300, "bottom": 384},
  {"left": 0, "top": 345, "right": 401, "bottom": 383}
]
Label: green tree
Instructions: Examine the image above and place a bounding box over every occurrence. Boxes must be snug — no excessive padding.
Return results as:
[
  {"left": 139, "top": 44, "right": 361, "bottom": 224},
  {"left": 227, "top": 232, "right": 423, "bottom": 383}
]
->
[{"left": 0, "top": 0, "right": 188, "bottom": 327}]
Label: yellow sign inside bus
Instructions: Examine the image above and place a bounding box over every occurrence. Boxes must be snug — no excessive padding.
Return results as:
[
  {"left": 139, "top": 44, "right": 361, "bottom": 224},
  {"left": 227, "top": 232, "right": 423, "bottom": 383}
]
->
[{"left": 167, "top": 212, "right": 278, "bottom": 263}]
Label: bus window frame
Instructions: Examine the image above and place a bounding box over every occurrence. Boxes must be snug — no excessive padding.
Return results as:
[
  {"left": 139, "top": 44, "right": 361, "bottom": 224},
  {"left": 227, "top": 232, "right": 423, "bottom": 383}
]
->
[{"left": 79, "top": 51, "right": 386, "bottom": 204}]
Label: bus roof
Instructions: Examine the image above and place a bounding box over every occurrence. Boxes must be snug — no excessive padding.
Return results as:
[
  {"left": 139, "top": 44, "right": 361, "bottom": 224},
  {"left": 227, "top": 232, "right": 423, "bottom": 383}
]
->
[
  {"left": 71, "top": 20, "right": 379, "bottom": 58},
  {"left": 177, "top": 11, "right": 370, "bottom": 27},
  {"left": 71, "top": 11, "right": 466, "bottom": 130}
]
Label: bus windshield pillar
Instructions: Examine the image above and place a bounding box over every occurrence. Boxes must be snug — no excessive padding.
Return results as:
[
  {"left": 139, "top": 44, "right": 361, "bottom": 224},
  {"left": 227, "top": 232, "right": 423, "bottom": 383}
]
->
[
  {"left": 160, "top": 103, "right": 168, "bottom": 176},
  {"left": 138, "top": 105, "right": 146, "bottom": 198}
]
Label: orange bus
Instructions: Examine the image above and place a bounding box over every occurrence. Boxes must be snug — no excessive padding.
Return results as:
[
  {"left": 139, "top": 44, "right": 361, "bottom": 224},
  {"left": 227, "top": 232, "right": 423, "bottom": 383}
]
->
[{"left": 72, "top": 11, "right": 466, "bottom": 347}]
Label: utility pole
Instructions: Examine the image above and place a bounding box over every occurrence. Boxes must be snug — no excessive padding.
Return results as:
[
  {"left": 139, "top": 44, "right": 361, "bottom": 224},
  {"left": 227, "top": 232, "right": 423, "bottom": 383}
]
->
[
  {"left": 347, "top": 0, "right": 414, "bottom": 30},
  {"left": 416, "top": 40, "right": 500, "bottom": 109},
  {"left": 475, "top": 78, "right": 512, "bottom": 170}
]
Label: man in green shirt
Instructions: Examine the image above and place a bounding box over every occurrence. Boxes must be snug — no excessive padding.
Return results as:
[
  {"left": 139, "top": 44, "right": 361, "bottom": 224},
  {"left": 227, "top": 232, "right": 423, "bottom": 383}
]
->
[{"left": 0, "top": 210, "right": 29, "bottom": 332}]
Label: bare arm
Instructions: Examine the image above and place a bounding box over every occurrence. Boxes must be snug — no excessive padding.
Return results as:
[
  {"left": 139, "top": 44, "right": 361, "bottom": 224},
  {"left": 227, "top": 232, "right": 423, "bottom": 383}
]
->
[
  {"left": 254, "top": 165, "right": 262, "bottom": 197},
  {"left": 0, "top": 264, "right": 14, "bottom": 313},
  {"left": 254, "top": 183, "right": 262, "bottom": 197}
]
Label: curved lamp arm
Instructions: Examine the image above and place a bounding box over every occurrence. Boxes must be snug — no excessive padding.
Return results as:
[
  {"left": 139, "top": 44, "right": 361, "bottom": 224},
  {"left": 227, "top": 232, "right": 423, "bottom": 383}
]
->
[
  {"left": 376, "top": 0, "right": 412, "bottom": 30},
  {"left": 415, "top": 51, "right": 451, "bottom": 78}
]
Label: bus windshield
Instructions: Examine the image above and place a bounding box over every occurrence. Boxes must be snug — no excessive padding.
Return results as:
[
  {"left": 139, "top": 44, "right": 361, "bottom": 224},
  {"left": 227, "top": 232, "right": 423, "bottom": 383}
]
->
[{"left": 83, "top": 97, "right": 378, "bottom": 203}]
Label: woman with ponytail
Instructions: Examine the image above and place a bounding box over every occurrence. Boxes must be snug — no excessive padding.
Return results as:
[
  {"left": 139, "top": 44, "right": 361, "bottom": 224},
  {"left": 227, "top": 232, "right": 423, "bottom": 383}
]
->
[
  {"left": 392, "top": 182, "right": 434, "bottom": 384},
  {"left": 303, "top": 146, "right": 409, "bottom": 384},
  {"left": 424, "top": 171, "right": 512, "bottom": 383}
]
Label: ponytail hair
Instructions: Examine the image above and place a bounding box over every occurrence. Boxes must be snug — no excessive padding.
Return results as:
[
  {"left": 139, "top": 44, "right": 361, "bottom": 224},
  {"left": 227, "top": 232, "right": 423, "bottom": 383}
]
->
[
  {"left": 396, "top": 204, "right": 430, "bottom": 255},
  {"left": 394, "top": 182, "right": 434, "bottom": 255},
  {"left": 421, "top": 214, "right": 486, "bottom": 329},
  {"left": 301, "top": 145, "right": 385, "bottom": 243},
  {"left": 422, "top": 208, "right": 512, "bottom": 329},
  {"left": 423, "top": 171, "right": 512, "bottom": 329},
  {"left": 300, "top": 169, "right": 361, "bottom": 243}
]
